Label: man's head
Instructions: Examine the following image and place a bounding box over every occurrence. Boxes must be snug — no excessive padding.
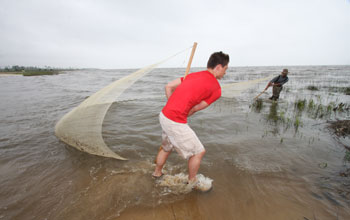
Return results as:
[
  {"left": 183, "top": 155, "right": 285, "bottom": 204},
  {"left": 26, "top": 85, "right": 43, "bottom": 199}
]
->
[
  {"left": 207, "top": 51, "right": 229, "bottom": 79},
  {"left": 281, "top": 69, "right": 289, "bottom": 77}
]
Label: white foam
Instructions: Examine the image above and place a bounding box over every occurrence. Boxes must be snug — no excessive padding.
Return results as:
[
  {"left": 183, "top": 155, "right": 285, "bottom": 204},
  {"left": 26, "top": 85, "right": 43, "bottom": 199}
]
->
[{"left": 157, "top": 173, "right": 213, "bottom": 194}]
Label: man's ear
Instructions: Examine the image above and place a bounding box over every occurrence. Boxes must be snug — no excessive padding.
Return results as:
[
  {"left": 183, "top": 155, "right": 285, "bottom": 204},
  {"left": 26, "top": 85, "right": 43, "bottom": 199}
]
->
[{"left": 214, "top": 64, "right": 223, "bottom": 71}]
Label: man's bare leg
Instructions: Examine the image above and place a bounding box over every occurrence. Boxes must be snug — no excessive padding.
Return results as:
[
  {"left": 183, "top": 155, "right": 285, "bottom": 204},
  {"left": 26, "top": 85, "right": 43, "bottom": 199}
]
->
[
  {"left": 188, "top": 150, "right": 206, "bottom": 182},
  {"left": 153, "top": 148, "right": 171, "bottom": 177}
]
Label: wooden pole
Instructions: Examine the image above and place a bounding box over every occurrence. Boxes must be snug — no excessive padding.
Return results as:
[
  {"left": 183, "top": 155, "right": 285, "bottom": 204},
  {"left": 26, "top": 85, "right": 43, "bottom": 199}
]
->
[
  {"left": 254, "top": 88, "right": 267, "bottom": 100},
  {"left": 184, "top": 42, "right": 198, "bottom": 78},
  {"left": 155, "top": 42, "right": 198, "bottom": 164}
]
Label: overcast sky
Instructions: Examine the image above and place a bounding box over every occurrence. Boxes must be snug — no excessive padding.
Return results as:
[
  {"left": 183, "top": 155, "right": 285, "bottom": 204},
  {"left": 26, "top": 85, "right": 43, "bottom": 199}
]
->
[{"left": 0, "top": 0, "right": 349, "bottom": 68}]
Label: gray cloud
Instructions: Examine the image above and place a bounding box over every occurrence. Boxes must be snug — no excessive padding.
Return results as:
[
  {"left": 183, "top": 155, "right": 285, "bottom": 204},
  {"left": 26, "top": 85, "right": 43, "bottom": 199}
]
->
[{"left": 0, "top": 0, "right": 349, "bottom": 68}]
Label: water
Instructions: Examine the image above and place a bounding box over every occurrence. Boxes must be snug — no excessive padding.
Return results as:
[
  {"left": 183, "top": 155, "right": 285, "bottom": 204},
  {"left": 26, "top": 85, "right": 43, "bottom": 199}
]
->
[{"left": 0, "top": 66, "right": 350, "bottom": 219}]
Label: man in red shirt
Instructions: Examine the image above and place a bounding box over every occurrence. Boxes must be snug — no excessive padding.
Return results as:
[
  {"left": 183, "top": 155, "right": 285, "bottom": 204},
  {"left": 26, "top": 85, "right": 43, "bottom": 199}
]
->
[{"left": 153, "top": 51, "right": 229, "bottom": 187}]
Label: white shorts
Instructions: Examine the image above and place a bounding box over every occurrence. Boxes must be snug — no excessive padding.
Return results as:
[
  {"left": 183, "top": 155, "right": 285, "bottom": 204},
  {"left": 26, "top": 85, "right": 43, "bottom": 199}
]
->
[{"left": 159, "top": 112, "right": 205, "bottom": 160}]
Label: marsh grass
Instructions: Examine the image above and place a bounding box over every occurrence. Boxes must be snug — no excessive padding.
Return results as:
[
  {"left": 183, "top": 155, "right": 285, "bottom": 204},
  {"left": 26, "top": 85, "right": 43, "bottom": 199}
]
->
[
  {"left": 326, "top": 102, "right": 336, "bottom": 113},
  {"left": 23, "top": 70, "right": 58, "bottom": 76},
  {"left": 346, "top": 88, "right": 350, "bottom": 95},
  {"left": 328, "top": 120, "right": 350, "bottom": 137},
  {"left": 295, "top": 99, "right": 306, "bottom": 112},
  {"left": 296, "top": 99, "right": 349, "bottom": 119},
  {"left": 250, "top": 99, "right": 264, "bottom": 113},
  {"left": 307, "top": 85, "right": 319, "bottom": 91},
  {"left": 252, "top": 92, "right": 350, "bottom": 136},
  {"left": 262, "top": 98, "right": 350, "bottom": 134},
  {"left": 267, "top": 102, "right": 280, "bottom": 123},
  {"left": 307, "top": 99, "right": 315, "bottom": 112},
  {"left": 314, "top": 104, "right": 325, "bottom": 119},
  {"left": 327, "top": 87, "right": 350, "bottom": 95},
  {"left": 345, "top": 151, "right": 350, "bottom": 162},
  {"left": 294, "top": 116, "right": 301, "bottom": 130}
]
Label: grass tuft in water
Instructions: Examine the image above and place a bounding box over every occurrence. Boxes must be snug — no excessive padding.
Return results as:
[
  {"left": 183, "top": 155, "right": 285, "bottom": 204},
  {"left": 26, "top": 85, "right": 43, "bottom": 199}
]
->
[
  {"left": 294, "top": 116, "right": 301, "bottom": 130},
  {"left": 327, "top": 87, "right": 350, "bottom": 95},
  {"left": 345, "top": 87, "right": 350, "bottom": 95},
  {"left": 315, "top": 104, "right": 325, "bottom": 119},
  {"left": 307, "top": 85, "right": 319, "bottom": 91},
  {"left": 307, "top": 99, "right": 315, "bottom": 112},
  {"left": 326, "top": 102, "right": 336, "bottom": 113},
  {"left": 295, "top": 99, "right": 306, "bottom": 112},
  {"left": 251, "top": 99, "right": 264, "bottom": 112},
  {"left": 344, "top": 151, "right": 350, "bottom": 162}
]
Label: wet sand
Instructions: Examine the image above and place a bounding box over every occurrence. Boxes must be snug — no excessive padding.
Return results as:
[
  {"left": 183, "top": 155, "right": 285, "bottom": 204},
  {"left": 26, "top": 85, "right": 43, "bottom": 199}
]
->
[
  {"left": 0, "top": 72, "right": 21, "bottom": 76},
  {"left": 119, "top": 164, "right": 349, "bottom": 220}
]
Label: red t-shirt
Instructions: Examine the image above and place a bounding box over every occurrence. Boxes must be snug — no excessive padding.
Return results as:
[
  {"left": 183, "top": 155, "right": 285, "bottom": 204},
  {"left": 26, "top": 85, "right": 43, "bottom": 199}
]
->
[{"left": 162, "top": 70, "right": 221, "bottom": 123}]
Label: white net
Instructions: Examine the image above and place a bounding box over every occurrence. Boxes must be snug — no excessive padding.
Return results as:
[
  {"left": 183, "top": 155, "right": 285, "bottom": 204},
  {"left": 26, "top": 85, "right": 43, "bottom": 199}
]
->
[
  {"left": 221, "top": 75, "right": 273, "bottom": 98},
  {"left": 55, "top": 64, "right": 159, "bottom": 160},
  {"left": 55, "top": 47, "right": 190, "bottom": 160}
]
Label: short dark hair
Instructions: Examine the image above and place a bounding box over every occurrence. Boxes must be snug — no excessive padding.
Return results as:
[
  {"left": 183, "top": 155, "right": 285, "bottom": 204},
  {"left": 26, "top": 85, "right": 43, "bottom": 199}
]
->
[{"left": 207, "top": 51, "right": 229, "bottom": 69}]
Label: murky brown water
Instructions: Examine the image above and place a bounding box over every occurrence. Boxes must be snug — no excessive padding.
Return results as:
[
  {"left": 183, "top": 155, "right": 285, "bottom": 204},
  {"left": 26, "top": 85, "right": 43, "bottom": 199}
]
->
[{"left": 0, "top": 66, "right": 349, "bottom": 219}]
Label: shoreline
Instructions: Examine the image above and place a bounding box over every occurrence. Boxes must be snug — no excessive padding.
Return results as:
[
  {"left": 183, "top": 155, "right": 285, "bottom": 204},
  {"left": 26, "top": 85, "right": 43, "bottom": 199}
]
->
[{"left": 0, "top": 72, "right": 22, "bottom": 76}]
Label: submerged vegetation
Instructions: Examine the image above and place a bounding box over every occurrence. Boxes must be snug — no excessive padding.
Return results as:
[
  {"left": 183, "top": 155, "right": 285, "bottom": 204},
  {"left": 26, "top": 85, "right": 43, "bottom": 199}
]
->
[
  {"left": 328, "top": 120, "right": 350, "bottom": 166},
  {"left": 23, "top": 70, "right": 59, "bottom": 76},
  {"left": 297, "top": 99, "right": 349, "bottom": 120},
  {"left": 295, "top": 99, "right": 306, "bottom": 112},
  {"left": 251, "top": 97, "right": 350, "bottom": 134},
  {"left": 305, "top": 85, "right": 350, "bottom": 95},
  {"left": 307, "top": 85, "right": 319, "bottom": 91},
  {"left": 327, "top": 87, "right": 350, "bottom": 95},
  {"left": 345, "top": 151, "right": 350, "bottom": 162},
  {"left": 251, "top": 98, "right": 263, "bottom": 112},
  {"left": 328, "top": 120, "right": 350, "bottom": 137}
]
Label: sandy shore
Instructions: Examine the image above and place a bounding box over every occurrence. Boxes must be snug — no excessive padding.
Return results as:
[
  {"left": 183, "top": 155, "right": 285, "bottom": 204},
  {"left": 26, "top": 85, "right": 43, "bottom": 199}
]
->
[{"left": 0, "top": 72, "right": 22, "bottom": 76}]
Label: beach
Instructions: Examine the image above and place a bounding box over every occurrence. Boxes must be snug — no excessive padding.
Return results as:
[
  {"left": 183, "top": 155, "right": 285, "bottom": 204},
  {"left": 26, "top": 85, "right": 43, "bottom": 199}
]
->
[{"left": 0, "top": 72, "right": 22, "bottom": 76}]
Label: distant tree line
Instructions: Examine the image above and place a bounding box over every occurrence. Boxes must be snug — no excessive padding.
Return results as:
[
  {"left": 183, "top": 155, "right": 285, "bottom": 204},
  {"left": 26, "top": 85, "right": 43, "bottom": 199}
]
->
[{"left": 0, "top": 65, "right": 75, "bottom": 72}]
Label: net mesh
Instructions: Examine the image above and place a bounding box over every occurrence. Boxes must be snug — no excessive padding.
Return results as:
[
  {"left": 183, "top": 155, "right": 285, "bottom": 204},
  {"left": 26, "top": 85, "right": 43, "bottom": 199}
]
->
[
  {"left": 55, "top": 64, "right": 162, "bottom": 160},
  {"left": 221, "top": 75, "right": 273, "bottom": 98}
]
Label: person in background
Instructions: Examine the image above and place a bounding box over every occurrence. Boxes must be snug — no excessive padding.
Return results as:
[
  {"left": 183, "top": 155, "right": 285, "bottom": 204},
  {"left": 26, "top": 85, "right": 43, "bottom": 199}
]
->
[{"left": 264, "top": 68, "right": 289, "bottom": 101}]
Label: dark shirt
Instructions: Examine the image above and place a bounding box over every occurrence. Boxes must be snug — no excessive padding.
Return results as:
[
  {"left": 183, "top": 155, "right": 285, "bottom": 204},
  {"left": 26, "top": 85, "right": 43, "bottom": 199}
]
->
[{"left": 270, "top": 75, "right": 289, "bottom": 86}]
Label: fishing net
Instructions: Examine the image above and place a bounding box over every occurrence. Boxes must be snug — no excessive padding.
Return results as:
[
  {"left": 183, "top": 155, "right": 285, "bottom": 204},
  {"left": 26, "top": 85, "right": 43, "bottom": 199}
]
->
[
  {"left": 55, "top": 48, "right": 191, "bottom": 160},
  {"left": 55, "top": 47, "right": 271, "bottom": 160},
  {"left": 221, "top": 75, "right": 273, "bottom": 98}
]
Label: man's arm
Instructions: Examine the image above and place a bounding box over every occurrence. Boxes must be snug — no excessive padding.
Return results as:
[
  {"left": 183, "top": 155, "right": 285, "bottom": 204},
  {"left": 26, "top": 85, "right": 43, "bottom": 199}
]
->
[
  {"left": 188, "top": 100, "right": 209, "bottom": 117},
  {"left": 264, "top": 75, "right": 281, "bottom": 90},
  {"left": 165, "top": 78, "right": 182, "bottom": 99},
  {"left": 269, "top": 77, "right": 289, "bottom": 87},
  {"left": 264, "top": 82, "right": 273, "bottom": 90}
]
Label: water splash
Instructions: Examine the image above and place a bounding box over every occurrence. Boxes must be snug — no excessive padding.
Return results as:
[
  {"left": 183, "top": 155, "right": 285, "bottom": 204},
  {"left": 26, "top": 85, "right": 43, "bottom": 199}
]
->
[{"left": 156, "top": 173, "right": 213, "bottom": 194}]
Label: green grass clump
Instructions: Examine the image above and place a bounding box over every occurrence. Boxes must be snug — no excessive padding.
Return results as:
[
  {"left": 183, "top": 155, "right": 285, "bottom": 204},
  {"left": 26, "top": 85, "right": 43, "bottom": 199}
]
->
[
  {"left": 307, "top": 85, "right": 319, "bottom": 91},
  {"left": 308, "top": 99, "right": 315, "bottom": 111},
  {"left": 327, "top": 87, "right": 350, "bottom": 95},
  {"left": 314, "top": 104, "right": 325, "bottom": 118},
  {"left": 295, "top": 99, "right": 306, "bottom": 112},
  {"left": 267, "top": 102, "right": 279, "bottom": 123},
  {"left": 23, "top": 70, "right": 58, "bottom": 76},
  {"left": 345, "top": 87, "right": 350, "bottom": 95},
  {"left": 345, "top": 151, "right": 350, "bottom": 162},
  {"left": 326, "top": 102, "right": 336, "bottom": 113},
  {"left": 294, "top": 116, "right": 301, "bottom": 129},
  {"left": 251, "top": 99, "right": 263, "bottom": 112}
]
